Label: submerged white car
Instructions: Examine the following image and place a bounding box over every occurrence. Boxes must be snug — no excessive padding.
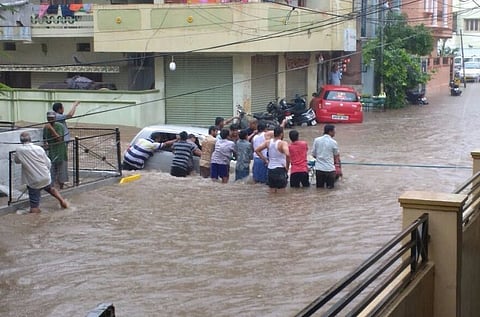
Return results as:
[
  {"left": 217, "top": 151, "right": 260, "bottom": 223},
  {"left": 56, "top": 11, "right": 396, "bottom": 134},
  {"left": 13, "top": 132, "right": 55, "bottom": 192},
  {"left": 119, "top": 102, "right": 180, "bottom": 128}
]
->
[{"left": 126, "top": 124, "right": 209, "bottom": 173}]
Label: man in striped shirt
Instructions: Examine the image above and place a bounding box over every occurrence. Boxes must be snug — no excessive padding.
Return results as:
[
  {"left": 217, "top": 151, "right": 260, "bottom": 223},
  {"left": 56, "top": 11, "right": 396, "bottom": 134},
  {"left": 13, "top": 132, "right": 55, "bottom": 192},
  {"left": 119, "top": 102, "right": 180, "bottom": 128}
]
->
[
  {"left": 170, "top": 131, "right": 202, "bottom": 177},
  {"left": 122, "top": 132, "right": 174, "bottom": 170}
]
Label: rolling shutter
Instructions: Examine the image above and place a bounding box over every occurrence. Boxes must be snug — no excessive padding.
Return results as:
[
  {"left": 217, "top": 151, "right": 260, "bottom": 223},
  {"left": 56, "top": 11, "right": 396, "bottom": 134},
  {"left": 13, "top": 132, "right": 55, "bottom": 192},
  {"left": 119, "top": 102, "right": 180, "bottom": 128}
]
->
[
  {"left": 286, "top": 68, "right": 307, "bottom": 102},
  {"left": 251, "top": 55, "right": 277, "bottom": 113},
  {"left": 286, "top": 53, "right": 309, "bottom": 102},
  {"left": 165, "top": 56, "right": 233, "bottom": 126}
]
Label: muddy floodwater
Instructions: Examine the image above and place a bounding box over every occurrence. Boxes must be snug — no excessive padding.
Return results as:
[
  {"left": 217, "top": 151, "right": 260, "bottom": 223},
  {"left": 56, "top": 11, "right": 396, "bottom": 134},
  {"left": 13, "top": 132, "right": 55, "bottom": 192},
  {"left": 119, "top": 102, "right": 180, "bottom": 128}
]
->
[{"left": 1, "top": 85, "right": 479, "bottom": 316}]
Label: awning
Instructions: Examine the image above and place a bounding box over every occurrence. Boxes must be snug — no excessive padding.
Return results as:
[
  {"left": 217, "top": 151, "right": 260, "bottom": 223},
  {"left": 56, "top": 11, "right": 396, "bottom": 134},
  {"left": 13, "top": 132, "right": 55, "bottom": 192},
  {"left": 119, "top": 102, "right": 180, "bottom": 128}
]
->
[{"left": 0, "top": 65, "right": 120, "bottom": 73}]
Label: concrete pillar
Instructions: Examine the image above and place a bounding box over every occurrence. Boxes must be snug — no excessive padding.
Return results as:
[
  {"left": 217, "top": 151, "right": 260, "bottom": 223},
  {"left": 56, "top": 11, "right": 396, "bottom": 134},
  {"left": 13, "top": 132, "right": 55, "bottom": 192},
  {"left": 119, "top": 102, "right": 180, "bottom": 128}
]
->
[
  {"left": 399, "top": 191, "right": 467, "bottom": 317},
  {"left": 232, "top": 55, "right": 252, "bottom": 113},
  {"left": 307, "top": 54, "right": 317, "bottom": 98},
  {"left": 471, "top": 151, "right": 480, "bottom": 176},
  {"left": 278, "top": 55, "right": 286, "bottom": 100},
  {"left": 154, "top": 56, "right": 166, "bottom": 125}
]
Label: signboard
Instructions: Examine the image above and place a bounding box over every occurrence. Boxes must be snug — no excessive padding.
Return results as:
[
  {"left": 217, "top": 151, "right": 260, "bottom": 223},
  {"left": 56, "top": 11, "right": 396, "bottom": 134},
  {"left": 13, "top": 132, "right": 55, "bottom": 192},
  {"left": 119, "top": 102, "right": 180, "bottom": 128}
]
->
[{"left": 344, "top": 28, "right": 356, "bottom": 52}]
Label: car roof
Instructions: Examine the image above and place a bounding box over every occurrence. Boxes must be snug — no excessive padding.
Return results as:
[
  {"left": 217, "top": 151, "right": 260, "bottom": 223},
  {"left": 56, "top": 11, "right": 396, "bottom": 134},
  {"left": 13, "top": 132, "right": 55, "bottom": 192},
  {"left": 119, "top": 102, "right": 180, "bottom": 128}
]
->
[
  {"left": 321, "top": 85, "right": 358, "bottom": 92},
  {"left": 140, "top": 124, "right": 208, "bottom": 135},
  {"left": 131, "top": 124, "right": 209, "bottom": 143}
]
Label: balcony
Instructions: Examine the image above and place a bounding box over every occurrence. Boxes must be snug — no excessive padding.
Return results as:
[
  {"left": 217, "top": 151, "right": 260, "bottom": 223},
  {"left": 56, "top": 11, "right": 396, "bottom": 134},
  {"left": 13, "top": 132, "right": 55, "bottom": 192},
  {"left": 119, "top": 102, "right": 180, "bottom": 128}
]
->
[
  {"left": 93, "top": 2, "right": 356, "bottom": 53},
  {"left": 30, "top": 4, "right": 94, "bottom": 38}
]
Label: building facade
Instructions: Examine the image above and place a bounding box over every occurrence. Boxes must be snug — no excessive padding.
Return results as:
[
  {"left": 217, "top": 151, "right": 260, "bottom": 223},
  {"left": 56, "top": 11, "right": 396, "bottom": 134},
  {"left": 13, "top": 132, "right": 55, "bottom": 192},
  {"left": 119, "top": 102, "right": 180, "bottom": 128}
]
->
[{"left": 0, "top": 0, "right": 360, "bottom": 127}]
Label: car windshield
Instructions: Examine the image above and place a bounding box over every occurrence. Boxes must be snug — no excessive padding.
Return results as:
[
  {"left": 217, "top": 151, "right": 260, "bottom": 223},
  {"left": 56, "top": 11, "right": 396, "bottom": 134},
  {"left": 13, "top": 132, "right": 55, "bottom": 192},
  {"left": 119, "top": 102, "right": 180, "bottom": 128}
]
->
[
  {"left": 324, "top": 90, "right": 358, "bottom": 102},
  {"left": 464, "top": 63, "right": 480, "bottom": 69}
]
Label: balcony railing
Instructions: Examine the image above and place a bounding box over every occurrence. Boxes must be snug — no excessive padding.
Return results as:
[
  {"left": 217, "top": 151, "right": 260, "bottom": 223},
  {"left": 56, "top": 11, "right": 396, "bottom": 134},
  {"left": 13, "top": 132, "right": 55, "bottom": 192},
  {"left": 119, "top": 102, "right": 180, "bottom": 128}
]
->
[
  {"left": 295, "top": 213, "right": 429, "bottom": 316},
  {"left": 30, "top": 4, "right": 93, "bottom": 36}
]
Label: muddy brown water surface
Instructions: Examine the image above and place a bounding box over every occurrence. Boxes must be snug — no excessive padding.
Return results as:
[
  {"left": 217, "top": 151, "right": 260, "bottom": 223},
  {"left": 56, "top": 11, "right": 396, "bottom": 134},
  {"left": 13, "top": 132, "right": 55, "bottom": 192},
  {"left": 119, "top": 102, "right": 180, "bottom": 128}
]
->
[{"left": 1, "top": 86, "right": 480, "bottom": 316}]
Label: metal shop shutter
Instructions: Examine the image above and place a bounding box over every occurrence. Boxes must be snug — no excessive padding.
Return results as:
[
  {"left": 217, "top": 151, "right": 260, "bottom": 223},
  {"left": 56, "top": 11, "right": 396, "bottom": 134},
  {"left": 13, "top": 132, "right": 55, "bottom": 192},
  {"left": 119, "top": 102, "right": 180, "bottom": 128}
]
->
[
  {"left": 285, "top": 53, "right": 309, "bottom": 102},
  {"left": 251, "top": 55, "right": 277, "bottom": 114},
  {"left": 286, "top": 67, "right": 307, "bottom": 102},
  {"left": 165, "top": 56, "right": 233, "bottom": 126}
]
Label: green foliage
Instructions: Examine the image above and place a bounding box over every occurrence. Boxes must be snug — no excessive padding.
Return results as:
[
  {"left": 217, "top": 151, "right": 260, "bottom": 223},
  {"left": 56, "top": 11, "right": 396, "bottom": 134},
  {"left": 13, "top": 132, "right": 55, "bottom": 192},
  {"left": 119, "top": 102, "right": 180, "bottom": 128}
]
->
[
  {"left": 0, "top": 83, "right": 12, "bottom": 95},
  {"left": 438, "top": 39, "right": 459, "bottom": 56},
  {"left": 363, "top": 11, "right": 434, "bottom": 108}
]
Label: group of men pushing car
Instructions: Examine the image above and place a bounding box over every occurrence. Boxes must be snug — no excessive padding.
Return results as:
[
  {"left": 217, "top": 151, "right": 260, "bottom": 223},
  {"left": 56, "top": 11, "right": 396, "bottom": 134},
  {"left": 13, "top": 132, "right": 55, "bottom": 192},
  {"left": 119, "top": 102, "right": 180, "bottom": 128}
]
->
[{"left": 122, "top": 116, "right": 341, "bottom": 193}]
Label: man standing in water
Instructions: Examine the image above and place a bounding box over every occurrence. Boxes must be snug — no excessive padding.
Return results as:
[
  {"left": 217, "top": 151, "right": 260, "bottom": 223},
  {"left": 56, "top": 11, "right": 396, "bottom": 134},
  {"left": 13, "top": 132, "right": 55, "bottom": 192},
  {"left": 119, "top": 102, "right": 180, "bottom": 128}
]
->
[
  {"left": 199, "top": 126, "right": 218, "bottom": 178},
  {"left": 288, "top": 129, "right": 310, "bottom": 188},
  {"left": 52, "top": 101, "right": 80, "bottom": 142},
  {"left": 210, "top": 128, "right": 236, "bottom": 183},
  {"left": 254, "top": 126, "right": 290, "bottom": 193},
  {"left": 170, "top": 131, "right": 202, "bottom": 177},
  {"left": 14, "top": 131, "right": 68, "bottom": 213},
  {"left": 251, "top": 122, "right": 268, "bottom": 184},
  {"left": 311, "top": 124, "right": 339, "bottom": 189},
  {"left": 43, "top": 111, "right": 68, "bottom": 189}
]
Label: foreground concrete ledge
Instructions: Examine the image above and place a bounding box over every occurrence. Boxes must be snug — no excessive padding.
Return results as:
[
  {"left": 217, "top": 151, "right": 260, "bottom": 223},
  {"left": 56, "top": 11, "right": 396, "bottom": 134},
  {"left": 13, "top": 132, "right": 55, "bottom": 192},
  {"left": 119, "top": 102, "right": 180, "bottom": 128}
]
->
[
  {"left": 398, "top": 191, "right": 468, "bottom": 212},
  {"left": 471, "top": 151, "right": 480, "bottom": 159},
  {"left": 0, "top": 177, "right": 121, "bottom": 216}
]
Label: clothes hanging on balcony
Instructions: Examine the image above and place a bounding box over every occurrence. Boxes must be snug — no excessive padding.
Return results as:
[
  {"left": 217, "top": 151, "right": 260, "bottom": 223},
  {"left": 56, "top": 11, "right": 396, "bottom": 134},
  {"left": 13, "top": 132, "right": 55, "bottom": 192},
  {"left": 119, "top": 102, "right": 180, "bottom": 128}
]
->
[
  {"left": 46, "top": 5, "right": 58, "bottom": 15},
  {"left": 69, "top": 4, "right": 83, "bottom": 12},
  {"left": 82, "top": 4, "right": 92, "bottom": 13},
  {"left": 60, "top": 5, "right": 74, "bottom": 17},
  {"left": 38, "top": 4, "right": 49, "bottom": 18}
]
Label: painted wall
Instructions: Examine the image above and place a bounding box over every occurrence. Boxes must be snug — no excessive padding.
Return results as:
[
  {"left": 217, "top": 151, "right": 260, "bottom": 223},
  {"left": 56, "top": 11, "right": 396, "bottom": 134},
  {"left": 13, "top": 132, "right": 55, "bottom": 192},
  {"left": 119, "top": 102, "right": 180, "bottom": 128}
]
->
[{"left": 93, "top": 3, "right": 355, "bottom": 53}]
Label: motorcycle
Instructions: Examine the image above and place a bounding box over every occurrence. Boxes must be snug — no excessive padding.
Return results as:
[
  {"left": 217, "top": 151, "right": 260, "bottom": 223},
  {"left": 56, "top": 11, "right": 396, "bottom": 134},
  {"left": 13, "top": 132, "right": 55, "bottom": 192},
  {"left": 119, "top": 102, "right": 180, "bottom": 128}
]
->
[
  {"left": 406, "top": 89, "right": 429, "bottom": 105},
  {"left": 279, "top": 95, "right": 317, "bottom": 127},
  {"left": 449, "top": 80, "right": 462, "bottom": 96},
  {"left": 235, "top": 104, "right": 280, "bottom": 130}
]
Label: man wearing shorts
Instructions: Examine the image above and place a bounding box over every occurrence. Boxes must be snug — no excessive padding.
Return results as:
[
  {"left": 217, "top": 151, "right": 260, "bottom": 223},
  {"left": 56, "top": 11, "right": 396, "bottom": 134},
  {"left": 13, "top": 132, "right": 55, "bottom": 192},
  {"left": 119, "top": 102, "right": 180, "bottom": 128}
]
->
[
  {"left": 254, "top": 126, "right": 290, "bottom": 193},
  {"left": 15, "top": 131, "right": 68, "bottom": 213},
  {"left": 210, "top": 128, "right": 236, "bottom": 183},
  {"left": 288, "top": 129, "right": 310, "bottom": 188}
]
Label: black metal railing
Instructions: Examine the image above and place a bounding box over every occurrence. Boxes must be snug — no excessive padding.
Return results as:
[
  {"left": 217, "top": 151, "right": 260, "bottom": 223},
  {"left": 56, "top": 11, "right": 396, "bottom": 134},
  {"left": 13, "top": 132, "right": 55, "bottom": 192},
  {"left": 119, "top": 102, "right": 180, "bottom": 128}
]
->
[
  {"left": 453, "top": 171, "right": 480, "bottom": 225},
  {"left": 7, "top": 127, "right": 122, "bottom": 205},
  {"left": 296, "top": 213, "right": 429, "bottom": 317},
  {"left": 70, "top": 128, "right": 122, "bottom": 187},
  {"left": 0, "top": 121, "right": 15, "bottom": 132}
]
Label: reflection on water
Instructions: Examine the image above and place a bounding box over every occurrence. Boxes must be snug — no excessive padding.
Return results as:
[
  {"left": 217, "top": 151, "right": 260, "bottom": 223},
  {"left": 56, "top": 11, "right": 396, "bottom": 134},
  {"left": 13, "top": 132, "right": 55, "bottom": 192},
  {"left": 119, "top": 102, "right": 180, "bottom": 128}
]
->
[{"left": 1, "top": 86, "right": 479, "bottom": 316}]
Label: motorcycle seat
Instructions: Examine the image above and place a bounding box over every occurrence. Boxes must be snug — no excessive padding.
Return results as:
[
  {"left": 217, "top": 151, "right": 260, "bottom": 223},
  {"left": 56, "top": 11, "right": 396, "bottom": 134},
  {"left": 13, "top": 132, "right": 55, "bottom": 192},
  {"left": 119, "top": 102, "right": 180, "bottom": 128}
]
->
[{"left": 253, "top": 112, "right": 274, "bottom": 120}]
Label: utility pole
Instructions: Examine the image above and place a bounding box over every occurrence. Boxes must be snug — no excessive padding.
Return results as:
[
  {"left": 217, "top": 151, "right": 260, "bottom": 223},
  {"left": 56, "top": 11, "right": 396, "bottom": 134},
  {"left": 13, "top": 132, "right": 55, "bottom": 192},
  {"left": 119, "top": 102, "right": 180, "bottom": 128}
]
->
[
  {"left": 379, "top": 1, "right": 386, "bottom": 96},
  {"left": 460, "top": 29, "right": 466, "bottom": 88}
]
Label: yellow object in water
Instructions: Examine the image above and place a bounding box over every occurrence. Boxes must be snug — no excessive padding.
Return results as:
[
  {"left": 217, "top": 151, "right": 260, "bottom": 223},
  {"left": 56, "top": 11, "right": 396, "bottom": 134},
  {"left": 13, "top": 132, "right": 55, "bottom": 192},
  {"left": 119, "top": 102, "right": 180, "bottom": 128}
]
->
[{"left": 119, "top": 174, "right": 141, "bottom": 184}]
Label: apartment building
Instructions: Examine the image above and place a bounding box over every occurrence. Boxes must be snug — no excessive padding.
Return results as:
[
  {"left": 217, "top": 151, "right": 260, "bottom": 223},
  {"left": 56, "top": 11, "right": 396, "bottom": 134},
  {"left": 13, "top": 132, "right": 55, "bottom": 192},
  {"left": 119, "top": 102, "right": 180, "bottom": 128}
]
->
[
  {"left": 0, "top": 0, "right": 358, "bottom": 126},
  {"left": 401, "top": 0, "right": 454, "bottom": 93},
  {"left": 449, "top": 0, "right": 480, "bottom": 52}
]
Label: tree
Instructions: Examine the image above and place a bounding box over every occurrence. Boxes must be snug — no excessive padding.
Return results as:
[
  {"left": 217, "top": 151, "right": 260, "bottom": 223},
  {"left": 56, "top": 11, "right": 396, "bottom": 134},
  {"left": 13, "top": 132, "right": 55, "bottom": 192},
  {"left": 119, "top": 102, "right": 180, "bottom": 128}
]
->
[
  {"left": 438, "top": 39, "right": 459, "bottom": 57},
  {"left": 363, "top": 12, "right": 434, "bottom": 108}
]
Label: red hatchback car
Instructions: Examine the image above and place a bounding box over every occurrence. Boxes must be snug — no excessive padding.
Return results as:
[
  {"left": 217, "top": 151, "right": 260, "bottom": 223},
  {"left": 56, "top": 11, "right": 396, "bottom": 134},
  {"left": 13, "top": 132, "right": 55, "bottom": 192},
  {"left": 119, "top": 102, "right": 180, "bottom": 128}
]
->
[{"left": 309, "top": 85, "right": 363, "bottom": 123}]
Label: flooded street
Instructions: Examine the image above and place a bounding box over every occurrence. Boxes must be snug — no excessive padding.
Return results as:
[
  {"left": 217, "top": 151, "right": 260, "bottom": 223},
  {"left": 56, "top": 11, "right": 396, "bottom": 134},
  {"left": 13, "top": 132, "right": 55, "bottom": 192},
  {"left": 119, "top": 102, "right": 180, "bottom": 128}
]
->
[{"left": 1, "top": 85, "right": 479, "bottom": 316}]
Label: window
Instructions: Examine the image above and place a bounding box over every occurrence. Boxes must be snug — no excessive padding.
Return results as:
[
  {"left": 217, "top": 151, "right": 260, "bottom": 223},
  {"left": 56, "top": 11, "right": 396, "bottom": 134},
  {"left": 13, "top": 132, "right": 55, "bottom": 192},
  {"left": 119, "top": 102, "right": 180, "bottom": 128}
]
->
[
  {"left": 76, "top": 43, "right": 91, "bottom": 52},
  {"left": 325, "top": 91, "right": 358, "bottom": 102},
  {"left": 465, "top": 19, "right": 480, "bottom": 32},
  {"left": 3, "top": 42, "right": 16, "bottom": 51}
]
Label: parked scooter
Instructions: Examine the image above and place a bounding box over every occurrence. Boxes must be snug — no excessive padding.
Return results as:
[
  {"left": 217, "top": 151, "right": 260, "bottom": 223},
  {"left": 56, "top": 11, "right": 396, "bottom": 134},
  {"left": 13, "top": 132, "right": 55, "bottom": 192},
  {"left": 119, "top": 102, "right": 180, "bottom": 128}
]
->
[
  {"left": 406, "top": 89, "right": 429, "bottom": 105},
  {"left": 449, "top": 80, "right": 462, "bottom": 96},
  {"left": 279, "top": 95, "right": 317, "bottom": 127}
]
